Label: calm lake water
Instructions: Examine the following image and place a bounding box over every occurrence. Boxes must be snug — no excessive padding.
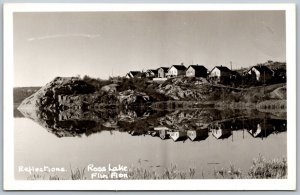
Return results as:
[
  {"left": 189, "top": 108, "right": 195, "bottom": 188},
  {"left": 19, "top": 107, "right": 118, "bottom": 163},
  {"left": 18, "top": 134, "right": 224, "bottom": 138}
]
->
[{"left": 14, "top": 108, "right": 287, "bottom": 179}]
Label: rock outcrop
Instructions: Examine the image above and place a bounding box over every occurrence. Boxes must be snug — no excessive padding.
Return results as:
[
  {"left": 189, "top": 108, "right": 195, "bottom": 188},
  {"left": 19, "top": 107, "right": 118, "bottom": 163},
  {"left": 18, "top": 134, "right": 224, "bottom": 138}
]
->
[
  {"left": 18, "top": 77, "right": 151, "bottom": 113},
  {"left": 157, "top": 77, "right": 223, "bottom": 101},
  {"left": 118, "top": 90, "right": 150, "bottom": 105},
  {"left": 18, "top": 77, "right": 95, "bottom": 111}
]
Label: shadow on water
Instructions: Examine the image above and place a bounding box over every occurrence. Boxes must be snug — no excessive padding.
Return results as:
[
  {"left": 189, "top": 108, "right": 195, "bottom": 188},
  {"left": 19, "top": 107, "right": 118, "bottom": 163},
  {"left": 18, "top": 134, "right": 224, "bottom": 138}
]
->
[{"left": 17, "top": 106, "right": 287, "bottom": 141}]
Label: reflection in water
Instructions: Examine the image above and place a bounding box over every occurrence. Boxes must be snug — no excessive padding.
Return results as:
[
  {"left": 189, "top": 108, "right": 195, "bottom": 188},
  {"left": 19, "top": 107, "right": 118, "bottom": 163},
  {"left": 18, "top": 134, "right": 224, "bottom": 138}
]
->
[{"left": 17, "top": 106, "right": 287, "bottom": 141}]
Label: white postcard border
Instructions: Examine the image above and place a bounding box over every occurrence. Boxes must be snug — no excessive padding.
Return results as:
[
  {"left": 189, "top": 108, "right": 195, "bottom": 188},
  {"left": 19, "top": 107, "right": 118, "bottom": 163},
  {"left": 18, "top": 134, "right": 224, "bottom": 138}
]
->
[{"left": 3, "top": 3, "right": 296, "bottom": 190}]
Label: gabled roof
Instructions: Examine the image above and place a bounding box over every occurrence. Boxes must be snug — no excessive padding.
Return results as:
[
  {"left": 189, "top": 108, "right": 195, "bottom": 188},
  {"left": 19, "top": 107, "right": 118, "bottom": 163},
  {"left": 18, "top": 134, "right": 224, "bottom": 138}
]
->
[
  {"left": 128, "top": 71, "right": 141, "bottom": 76},
  {"left": 209, "top": 66, "right": 232, "bottom": 75},
  {"left": 212, "top": 130, "right": 232, "bottom": 139},
  {"left": 187, "top": 65, "right": 208, "bottom": 72},
  {"left": 214, "top": 66, "right": 231, "bottom": 72},
  {"left": 158, "top": 67, "right": 170, "bottom": 72},
  {"left": 168, "top": 65, "right": 186, "bottom": 71},
  {"left": 250, "top": 65, "right": 274, "bottom": 74}
]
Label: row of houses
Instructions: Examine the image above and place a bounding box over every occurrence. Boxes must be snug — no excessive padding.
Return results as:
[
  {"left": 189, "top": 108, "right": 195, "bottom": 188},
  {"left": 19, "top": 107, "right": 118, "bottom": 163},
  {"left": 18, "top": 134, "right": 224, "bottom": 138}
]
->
[
  {"left": 127, "top": 118, "right": 286, "bottom": 142},
  {"left": 125, "top": 63, "right": 277, "bottom": 83}
]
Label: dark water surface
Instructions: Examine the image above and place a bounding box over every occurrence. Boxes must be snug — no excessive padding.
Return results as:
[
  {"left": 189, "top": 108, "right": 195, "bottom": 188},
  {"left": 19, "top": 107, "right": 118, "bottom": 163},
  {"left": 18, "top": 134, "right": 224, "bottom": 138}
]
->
[{"left": 14, "top": 108, "right": 287, "bottom": 179}]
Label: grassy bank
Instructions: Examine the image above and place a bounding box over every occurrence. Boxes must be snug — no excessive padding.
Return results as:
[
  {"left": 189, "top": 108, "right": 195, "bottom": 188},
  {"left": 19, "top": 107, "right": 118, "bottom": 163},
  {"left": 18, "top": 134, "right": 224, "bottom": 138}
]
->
[
  {"left": 26, "top": 155, "right": 287, "bottom": 180},
  {"left": 214, "top": 155, "right": 287, "bottom": 179}
]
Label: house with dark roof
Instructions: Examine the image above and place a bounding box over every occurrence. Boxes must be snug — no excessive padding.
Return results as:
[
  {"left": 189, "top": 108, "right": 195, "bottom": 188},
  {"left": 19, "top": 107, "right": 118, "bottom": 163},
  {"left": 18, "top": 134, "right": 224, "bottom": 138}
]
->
[
  {"left": 211, "top": 129, "right": 232, "bottom": 140},
  {"left": 169, "top": 131, "right": 188, "bottom": 142},
  {"left": 125, "top": 71, "right": 141, "bottom": 78},
  {"left": 247, "top": 124, "right": 274, "bottom": 138},
  {"left": 210, "top": 122, "right": 232, "bottom": 139},
  {"left": 208, "top": 65, "right": 233, "bottom": 83},
  {"left": 185, "top": 65, "right": 208, "bottom": 78},
  {"left": 187, "top": 130, "right": 208, "bottom": 141},
  {"left": 166, "top": 64, "right": 187, "bottom": 78},
  {"left": 145, "top": 69, "right": 158, "bottom": 78},
  {"left": 157, "top": 67, "right": 169, "bottom": 78},
  {"left": 247, "top": 65, "right": 274, "bottom": 82}
]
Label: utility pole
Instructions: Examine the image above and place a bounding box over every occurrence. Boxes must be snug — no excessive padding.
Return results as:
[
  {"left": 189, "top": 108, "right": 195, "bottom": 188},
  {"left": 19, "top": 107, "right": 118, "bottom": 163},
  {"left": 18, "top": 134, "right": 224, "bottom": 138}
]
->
[{"left": 263, "top": 71, "right": 266, "bottom": 99}]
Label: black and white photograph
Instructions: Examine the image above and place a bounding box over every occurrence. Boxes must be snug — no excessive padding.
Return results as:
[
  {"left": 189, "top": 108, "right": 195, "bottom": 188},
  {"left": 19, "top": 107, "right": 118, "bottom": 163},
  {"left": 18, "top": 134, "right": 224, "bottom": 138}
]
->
[{"left": 3, "top": 3, "right": 296, "bottom": 190}]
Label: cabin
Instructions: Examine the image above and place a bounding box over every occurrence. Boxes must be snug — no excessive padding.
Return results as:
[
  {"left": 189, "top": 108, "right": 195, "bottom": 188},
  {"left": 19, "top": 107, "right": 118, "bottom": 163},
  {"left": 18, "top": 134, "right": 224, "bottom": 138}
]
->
[
  {"left": 145, "top": 69, "right": 158, "bottom": 78},
  {"left": 247, "top": 65, "right": 274, "bottom": 82},
  {"left": 125, "top": 71, "right": 141, "bottom": 78},
  {"left": 185, "top": 65, "right": 208, "bottom": 78},
  {"left": 208, "top": 66, "right": 232, "bottom": 83},
  {"left": 166, "top": 64, "right": 186, "bottom": 78},
  {"left": 187, "top": 130, "right": 208, "bottom": 141},
  {"left": 157, "top": 67, "right": 169, "bottom": 78},
  {"left": 169, "top": 131, "right": 187, "bottom": 142}
]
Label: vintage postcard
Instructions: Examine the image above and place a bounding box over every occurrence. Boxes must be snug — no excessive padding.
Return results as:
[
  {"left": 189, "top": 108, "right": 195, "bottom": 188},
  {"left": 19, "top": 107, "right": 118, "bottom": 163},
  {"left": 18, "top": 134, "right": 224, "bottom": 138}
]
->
[{"left": 3, "top": 3, "right": 296, "bottom": 190}]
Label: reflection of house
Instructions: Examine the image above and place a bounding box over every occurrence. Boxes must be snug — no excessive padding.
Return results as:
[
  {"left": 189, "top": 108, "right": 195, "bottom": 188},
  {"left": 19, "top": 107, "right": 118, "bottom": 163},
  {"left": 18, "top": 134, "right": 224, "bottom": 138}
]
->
[
  {"left": 169, "top": 131, "right": 187, "bottom": 142},
  {"left": 159, "top": 130, "right": 169, "bottom": 140},
  {"left": 187, "top": 130, "right": 208, "bottom": 141},
  {"left": 154, "top": 126, "right": 170, "bottom": 140},
  {"left": 247, "top": 122, "right": 275, "bottom": 138},
  {"left": 166, "top": 64, "right": 186, "bottom": 78},
  {"left": 246, "top": 65, "right": 273, "bottom": 82},
  {"left": 146, "top": 69, "right": 158, "bottom": 78},
  {"left": 211, "top": 129, "right": 232, "bottom": 139},
  {"left": 185, "top": 65, "right": 208, "bottom": 78},
  {"left": 210, "top": 123, "right": 232, "bottom": 139},
  {"left": 248, "top": 125, "right": 263, "bottom": 137},
  {"left": 208, "top": 66, "right": 232, "bottom": 83},
  {"left": 157, "top": 67, "right": 169, "bottom": 78},
  {"left": 126, "top": 71, "right": 141, "bottom": 78}
]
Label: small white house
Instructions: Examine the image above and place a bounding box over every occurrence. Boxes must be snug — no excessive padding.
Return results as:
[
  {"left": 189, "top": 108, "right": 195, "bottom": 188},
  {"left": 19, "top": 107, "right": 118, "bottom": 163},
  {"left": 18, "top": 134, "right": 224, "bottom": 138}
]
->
[
  {"left": 185, "top": 65, "right": 208, "bottom": 78},
  {"left": 211, "top": 128, "right": 232, "bottom": 139},
  {"left": 208, "top": 66, "right": 232, "bottom": 82},
  {"left": 247, "top": 65, "right": 274, "bottom": 82},
  {"left": 166, "top": 64, "right": 186, "bottom": 78},
  {"left": 187, "top": 130, "right": 208, "bottom": 141},
  {"left": 157, "top": 67, "right": 169, "bottom": 78}
]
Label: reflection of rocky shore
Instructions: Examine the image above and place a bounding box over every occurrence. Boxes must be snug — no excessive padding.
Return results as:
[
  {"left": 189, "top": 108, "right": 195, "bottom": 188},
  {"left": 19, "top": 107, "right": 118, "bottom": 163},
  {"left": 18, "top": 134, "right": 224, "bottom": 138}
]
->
[
  {"left": 18, "top": 105, "right": 287, "bottom": 141},
  {"left": 17, "top": 77, "right": 286, "bottom": 140}
]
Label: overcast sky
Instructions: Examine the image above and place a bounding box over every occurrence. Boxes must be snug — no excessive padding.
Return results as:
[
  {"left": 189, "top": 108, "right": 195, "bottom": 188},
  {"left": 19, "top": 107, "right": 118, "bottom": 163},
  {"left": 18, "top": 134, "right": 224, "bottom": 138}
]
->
[{"left": 14, "top": 11, "right": 286, "bottom": 87}]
